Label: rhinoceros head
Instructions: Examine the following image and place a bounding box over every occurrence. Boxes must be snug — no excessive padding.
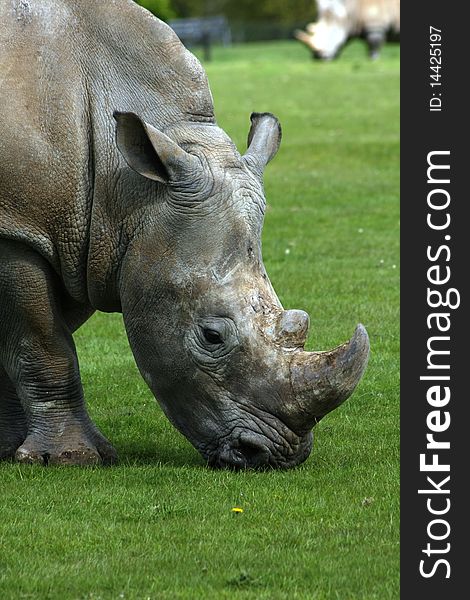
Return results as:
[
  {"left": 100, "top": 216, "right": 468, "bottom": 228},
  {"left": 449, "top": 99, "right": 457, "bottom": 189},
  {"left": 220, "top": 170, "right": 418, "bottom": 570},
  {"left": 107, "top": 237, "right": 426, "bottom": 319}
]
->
[
  {"left": 296, "top": 2, "right": 349, "bottom": 61},
  {"left": 113, "top": 111, "right": 369, "bottom": 469}
]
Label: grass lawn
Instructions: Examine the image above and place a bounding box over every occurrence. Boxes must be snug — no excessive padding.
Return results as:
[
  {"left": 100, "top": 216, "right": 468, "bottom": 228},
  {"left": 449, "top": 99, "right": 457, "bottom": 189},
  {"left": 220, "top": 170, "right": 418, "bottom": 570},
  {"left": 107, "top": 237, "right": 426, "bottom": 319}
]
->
[{"left": 0, "top": 39, "right": 399, "bottom": 599}]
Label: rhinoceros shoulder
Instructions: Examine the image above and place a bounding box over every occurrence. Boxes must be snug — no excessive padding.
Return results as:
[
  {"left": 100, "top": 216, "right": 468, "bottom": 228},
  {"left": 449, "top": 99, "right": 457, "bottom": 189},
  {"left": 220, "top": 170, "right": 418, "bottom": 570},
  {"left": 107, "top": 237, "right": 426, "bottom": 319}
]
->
[{"left": 77, "top": 0, "right": 215, "bottom": 124}]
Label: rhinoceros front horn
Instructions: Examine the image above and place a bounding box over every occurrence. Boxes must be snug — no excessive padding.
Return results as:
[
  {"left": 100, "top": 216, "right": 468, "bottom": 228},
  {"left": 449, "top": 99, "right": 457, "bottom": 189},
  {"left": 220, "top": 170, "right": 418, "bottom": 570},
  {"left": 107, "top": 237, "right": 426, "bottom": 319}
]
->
[{"left": 288, "top": 324, "right": 370, "bottom": 431}]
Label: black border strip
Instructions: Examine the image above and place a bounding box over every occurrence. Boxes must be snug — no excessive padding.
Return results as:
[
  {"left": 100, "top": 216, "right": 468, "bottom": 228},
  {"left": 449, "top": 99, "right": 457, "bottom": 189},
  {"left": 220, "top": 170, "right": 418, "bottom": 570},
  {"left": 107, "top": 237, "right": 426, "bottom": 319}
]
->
[{"left": 401, "top": 2, "right": 467, "bottom": 596}]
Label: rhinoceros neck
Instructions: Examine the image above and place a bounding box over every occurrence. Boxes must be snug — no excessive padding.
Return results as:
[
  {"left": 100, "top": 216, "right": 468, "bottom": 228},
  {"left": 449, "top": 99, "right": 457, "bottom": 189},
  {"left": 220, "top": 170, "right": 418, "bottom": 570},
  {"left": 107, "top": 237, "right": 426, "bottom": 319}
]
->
[{"left": 82, "top": 0, "right": 216, "bottom": 311}]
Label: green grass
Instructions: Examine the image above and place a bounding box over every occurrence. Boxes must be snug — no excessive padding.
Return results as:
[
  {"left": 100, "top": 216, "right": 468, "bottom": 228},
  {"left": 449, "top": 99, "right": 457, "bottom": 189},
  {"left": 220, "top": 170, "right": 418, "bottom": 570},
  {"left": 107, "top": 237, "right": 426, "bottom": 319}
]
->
[{"left": 0, "top": 40, "right": 399, "bottom": 599}]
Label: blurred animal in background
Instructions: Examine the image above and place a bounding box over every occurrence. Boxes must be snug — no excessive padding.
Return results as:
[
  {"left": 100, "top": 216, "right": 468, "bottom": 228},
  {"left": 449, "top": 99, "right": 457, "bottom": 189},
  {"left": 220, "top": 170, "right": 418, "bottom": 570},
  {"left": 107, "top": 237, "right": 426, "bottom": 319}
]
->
[{"left": 295, "top": 0, "right": 400, "bottom": 60}]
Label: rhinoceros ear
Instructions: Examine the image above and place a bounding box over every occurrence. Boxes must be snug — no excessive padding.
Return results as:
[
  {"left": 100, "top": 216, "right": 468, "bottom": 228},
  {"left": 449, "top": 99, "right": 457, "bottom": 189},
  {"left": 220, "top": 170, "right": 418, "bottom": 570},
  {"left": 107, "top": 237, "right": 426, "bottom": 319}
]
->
[
  {"left": 113, "top": 111, "right": 198, "bottom": 184},
  {"left": 243, "top": 112, "right": 282, "bottom": 176}
]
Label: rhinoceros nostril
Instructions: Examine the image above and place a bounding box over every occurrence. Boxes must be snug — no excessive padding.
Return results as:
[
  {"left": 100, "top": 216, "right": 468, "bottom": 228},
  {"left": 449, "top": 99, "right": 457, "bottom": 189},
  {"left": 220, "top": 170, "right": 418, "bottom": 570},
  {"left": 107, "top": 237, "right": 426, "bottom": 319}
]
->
[
  {"left": 214, "top": 446, "right": 246, "bottom": 470},
  {"left": 238, "top": 440, "right": 261, "bottom": 461},
  {"left": 213, "top": 435, "right": 271, "bottom": 470},
  {"left": 238, "top": 434, "right": 271, "bottom": 468}
]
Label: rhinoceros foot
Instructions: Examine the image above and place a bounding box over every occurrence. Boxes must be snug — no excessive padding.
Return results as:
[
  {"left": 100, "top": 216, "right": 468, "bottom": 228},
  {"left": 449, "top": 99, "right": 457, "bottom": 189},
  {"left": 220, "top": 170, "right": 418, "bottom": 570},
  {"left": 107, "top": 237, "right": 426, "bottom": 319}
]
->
[{"left": 15, "top": 425, "right": 117, "bottom": 466}]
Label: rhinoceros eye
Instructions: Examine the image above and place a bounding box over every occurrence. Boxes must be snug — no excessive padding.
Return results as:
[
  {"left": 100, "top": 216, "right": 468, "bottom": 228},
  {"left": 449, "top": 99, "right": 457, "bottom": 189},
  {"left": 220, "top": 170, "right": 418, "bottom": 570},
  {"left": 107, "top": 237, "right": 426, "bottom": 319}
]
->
[
  {"left": 191, "top": 318, "right": 238, "bottom": 359},
  {"left": 203, "top": 328, "right": 223, "bottom": 345}
]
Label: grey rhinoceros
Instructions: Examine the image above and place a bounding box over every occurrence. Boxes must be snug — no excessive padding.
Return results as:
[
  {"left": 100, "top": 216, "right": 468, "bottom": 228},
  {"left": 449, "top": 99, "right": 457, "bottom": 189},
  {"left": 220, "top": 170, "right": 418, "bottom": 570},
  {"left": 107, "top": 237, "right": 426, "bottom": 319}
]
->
[{"left": 0, "top": 0, "right": 369, "bottom": 469}]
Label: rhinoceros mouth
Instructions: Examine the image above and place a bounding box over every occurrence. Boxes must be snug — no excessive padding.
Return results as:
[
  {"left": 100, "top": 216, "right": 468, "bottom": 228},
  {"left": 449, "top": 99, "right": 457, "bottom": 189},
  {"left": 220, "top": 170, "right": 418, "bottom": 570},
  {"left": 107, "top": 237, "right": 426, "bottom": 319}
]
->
[{"left": 201, "top": 423, "right": 313, "bottom": 470}]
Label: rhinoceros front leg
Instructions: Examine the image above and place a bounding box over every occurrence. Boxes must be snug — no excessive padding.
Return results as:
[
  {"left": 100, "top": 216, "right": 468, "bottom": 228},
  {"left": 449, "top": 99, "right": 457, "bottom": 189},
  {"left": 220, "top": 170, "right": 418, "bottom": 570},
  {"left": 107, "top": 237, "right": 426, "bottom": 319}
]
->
[
  {"left": 0, "top": 367, "right": 27, "bottom": 459},
  {"left": 0, "top": 240, "right": 117, "bottom": 466},
  {"left": 366, "top": 29, "right": 386, "bottom": 59}
]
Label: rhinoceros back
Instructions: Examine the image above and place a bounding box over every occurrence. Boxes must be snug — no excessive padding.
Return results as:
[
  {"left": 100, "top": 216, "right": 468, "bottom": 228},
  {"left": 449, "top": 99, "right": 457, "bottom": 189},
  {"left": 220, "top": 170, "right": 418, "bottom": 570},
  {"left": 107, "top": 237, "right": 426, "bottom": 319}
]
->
[
  {"left": 346, "top": 0, "right": 400, "bottom": 34},
  {"left": 0, "top": 0, "right": 214, "bottom": 301}
]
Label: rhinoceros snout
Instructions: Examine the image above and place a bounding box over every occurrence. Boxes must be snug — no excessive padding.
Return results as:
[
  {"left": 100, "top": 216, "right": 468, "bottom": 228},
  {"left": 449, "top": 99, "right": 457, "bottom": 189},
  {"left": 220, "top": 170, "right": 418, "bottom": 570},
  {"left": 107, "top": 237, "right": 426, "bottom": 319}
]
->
[
  {"left": 312, "top": 50, "right": 335, "bottom": 61},
  {"left": 207, "top": 429, "right": 314, "bottom": 470}
]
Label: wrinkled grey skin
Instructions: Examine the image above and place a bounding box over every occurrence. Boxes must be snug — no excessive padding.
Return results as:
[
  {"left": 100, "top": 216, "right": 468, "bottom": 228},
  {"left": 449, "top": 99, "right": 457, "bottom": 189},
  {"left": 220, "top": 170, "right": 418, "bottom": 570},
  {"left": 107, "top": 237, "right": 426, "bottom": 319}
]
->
[{"left": 0, "top": 0, "right": 369, "bottom": 469}]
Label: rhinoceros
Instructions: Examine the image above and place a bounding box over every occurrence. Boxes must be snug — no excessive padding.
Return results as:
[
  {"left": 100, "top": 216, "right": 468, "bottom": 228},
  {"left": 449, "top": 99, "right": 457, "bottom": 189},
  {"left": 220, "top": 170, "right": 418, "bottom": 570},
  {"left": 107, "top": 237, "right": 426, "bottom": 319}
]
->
[
  {"left": 0, "top": 0, "right": 369, "bottom": 469},
  {"left": 295, "top": 0, "right": 400, "bottom": 60}
]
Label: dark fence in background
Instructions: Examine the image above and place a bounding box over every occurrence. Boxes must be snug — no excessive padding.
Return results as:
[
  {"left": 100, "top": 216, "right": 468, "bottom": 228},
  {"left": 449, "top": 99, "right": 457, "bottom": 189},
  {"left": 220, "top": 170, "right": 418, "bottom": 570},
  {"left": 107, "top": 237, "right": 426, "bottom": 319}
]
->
[
  {"left": 134, "top": 0, "right": 316, "bottom": 42},
  {"left": 167, "top": 16, "right": 310, "bottom": 59},
  {"left": 168, "top": 15, "right": 232, "bottom": 60},
  {"left": 167, "top": 19, "right": 311, "bottom": 48},
  {"left": 228, "top": 21, "right": 310, "bottom": 43}
]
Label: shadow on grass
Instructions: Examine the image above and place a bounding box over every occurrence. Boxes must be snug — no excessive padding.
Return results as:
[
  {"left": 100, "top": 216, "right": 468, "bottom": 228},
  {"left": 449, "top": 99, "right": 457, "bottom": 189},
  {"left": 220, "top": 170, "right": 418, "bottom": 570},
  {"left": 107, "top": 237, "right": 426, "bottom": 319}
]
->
[{"left": 115, "top": 439, "right": 206, "bottom": 469}]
